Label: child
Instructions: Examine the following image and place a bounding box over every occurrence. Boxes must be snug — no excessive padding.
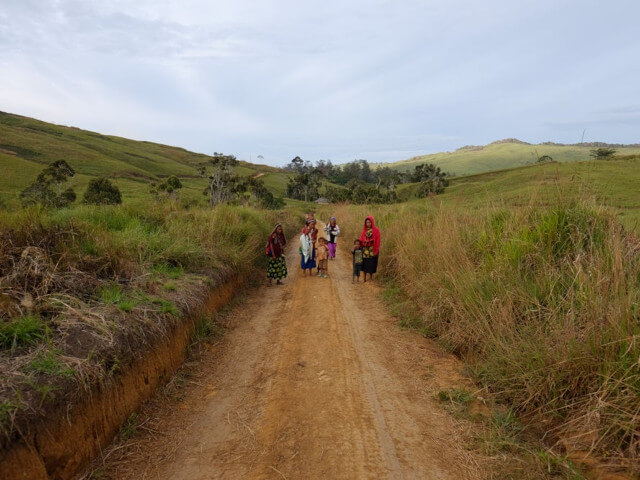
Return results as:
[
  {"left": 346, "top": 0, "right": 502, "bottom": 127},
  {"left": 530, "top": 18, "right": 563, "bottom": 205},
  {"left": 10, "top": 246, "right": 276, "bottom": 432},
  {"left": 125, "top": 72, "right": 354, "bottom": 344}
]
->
[
  {"left": 316, "top": 237, "right": 329, "bottom": 278},
  {"left": 351, "top": 239, "right": 364, "bottom": 283}
]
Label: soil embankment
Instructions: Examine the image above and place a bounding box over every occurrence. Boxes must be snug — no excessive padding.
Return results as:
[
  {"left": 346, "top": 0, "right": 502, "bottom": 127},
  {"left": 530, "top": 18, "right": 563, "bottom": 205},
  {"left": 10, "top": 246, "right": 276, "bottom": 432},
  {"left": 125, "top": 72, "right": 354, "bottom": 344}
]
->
[{"left": 0, "top": 278, "right": 243, "bottom": 480}]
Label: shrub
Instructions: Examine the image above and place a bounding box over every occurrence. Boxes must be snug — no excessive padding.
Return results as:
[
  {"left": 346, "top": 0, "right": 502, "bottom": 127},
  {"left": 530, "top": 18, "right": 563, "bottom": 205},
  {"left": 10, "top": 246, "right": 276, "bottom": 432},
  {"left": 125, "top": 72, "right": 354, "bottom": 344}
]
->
[{"left": 83, "top": 178, "right": 122, "bottom": 205}]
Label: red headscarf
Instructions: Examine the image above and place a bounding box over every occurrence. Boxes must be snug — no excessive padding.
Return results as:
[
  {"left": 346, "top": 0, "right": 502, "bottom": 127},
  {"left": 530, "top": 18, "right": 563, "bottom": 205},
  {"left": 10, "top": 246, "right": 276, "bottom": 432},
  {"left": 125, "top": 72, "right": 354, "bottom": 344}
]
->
[{"left": 359, "top": 215, "right": 380, "bottom": 256}]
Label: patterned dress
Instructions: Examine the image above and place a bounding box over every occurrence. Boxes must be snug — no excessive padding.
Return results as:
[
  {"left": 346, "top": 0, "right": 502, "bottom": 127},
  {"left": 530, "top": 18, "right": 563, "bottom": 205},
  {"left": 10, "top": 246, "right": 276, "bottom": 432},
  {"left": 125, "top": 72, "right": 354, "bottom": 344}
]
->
[
  {"left": 267, "top": 256, "right": 288, "bottom": 279},
  {"left": 267, "top": 229, "right": 287, "bottom": 280}
]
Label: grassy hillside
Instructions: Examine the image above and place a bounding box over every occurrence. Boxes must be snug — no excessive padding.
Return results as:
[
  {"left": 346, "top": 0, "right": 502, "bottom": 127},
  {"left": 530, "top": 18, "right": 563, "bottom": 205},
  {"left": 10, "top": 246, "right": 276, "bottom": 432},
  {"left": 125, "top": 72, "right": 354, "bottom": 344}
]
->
[
  {"left": 383, "top": 139, "right": 640, "bottom": 177},
  {"left": 395, "top": 155, "right": 640, "bottom": 230},
  {"left": 0, "top": 111, "right": 290, "bottom": 207}
]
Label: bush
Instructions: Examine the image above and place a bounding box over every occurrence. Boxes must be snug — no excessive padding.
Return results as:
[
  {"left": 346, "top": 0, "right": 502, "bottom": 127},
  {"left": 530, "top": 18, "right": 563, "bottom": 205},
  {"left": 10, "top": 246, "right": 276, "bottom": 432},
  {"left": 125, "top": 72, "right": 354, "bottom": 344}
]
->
[{"left": 83, "top": 178, "right": 122, "bottom": 205}]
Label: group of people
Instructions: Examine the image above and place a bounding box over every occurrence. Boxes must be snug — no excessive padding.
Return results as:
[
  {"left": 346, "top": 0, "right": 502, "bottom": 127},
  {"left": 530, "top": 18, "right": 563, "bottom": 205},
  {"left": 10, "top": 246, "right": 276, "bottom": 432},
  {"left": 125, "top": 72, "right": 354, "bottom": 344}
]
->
[{"left": 265, "top": 212, "right": 381, "bottom": 285}]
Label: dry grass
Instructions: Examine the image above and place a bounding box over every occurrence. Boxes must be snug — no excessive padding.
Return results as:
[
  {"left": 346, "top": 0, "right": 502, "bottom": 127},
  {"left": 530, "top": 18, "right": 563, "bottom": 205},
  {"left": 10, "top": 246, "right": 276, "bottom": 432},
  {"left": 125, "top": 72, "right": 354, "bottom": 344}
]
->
[
  {"left": 327, "top": 199, "right": 640, "bottom": 476},
  {"left": 0, "top": 202, "right": 300, "bottom": 449}
]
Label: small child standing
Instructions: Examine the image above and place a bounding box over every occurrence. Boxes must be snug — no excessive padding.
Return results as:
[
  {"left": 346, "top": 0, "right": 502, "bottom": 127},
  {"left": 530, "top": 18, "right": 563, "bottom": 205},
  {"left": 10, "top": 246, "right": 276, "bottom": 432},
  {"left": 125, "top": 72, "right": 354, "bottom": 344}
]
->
[
  {"left": 316, "top": 237, "right": 329, "bottom": 278},
  {"left": 351, "top": 239, "right": 364, "bottom": 283}
]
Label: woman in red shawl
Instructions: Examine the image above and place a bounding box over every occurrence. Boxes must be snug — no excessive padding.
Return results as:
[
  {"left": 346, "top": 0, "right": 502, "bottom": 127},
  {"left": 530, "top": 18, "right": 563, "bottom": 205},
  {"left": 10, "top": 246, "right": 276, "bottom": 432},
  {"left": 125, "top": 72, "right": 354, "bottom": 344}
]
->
[
  {"left": 266, "top": 223, "right": 287, "bottom": 285},
  {"left": 359, "top": 215, "right": 380, "bottom": 282}
]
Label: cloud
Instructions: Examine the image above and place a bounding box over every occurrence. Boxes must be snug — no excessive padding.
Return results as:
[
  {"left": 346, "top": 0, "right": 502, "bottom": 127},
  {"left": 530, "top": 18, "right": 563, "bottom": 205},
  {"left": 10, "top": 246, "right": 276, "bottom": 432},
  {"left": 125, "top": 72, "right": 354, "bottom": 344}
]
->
[{"left": 1, "top": 0, "right": 639, "bottom": 165}]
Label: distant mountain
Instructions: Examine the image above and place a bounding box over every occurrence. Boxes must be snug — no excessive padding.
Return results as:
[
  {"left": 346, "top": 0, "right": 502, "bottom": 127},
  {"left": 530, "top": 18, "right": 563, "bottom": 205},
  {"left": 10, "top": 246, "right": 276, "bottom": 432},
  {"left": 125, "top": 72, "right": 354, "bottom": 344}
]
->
[{"left": 383, "top": 138, "right": 640, "bottom": 176}]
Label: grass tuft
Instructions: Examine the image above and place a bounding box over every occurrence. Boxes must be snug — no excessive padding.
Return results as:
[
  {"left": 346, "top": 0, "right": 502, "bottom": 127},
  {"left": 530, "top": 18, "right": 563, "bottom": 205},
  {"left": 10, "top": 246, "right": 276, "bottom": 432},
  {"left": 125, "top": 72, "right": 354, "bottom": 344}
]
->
[{"left": 0, "top": 316, "right": 48, "bottom": 350}]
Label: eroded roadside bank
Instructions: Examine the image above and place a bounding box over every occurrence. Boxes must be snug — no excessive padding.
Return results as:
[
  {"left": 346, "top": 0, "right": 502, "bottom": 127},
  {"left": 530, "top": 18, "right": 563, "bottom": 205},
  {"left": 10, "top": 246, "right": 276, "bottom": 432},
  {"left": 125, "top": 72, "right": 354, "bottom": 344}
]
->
[{"left": 0, "top": 204, "right": 299, "bottom": 480}]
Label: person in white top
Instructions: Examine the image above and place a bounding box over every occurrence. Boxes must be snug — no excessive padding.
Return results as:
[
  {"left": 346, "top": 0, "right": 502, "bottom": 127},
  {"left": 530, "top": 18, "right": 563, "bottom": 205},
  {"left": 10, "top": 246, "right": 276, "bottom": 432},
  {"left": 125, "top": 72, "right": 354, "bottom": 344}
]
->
[{"left": 323, "top": 216, "right": 341, "bottom": 259}]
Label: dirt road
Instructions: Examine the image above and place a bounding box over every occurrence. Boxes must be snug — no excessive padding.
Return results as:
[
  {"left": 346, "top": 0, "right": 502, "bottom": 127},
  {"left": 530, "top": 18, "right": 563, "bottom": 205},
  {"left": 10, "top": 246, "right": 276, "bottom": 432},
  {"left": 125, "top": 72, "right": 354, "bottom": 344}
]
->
[{"left": 99, "top": 242, "right": 485, "bottom": 479}]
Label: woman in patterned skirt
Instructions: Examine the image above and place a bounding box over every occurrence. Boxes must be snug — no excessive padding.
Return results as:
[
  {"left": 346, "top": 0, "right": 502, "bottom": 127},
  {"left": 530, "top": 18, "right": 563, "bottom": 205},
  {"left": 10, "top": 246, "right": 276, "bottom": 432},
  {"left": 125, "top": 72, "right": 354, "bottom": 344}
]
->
[{"left": 266, "top": 223, "right": 287, "bottom": 285}]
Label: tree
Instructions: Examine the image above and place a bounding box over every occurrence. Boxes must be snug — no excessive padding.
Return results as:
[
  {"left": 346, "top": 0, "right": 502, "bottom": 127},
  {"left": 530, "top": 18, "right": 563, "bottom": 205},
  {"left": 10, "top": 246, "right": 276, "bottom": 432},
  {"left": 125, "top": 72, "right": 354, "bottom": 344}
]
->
[
  {"left": 285, "top": 156, "right": 323, "bottom": 202},
  {"left": 83, "top": 178, "right": 122, "bottom": 205},
  {"left": 537, "top": 155, "right": 553, "bottom": 163},
  {"left": 198, "top": 153, "right": 240, "bottom": 206},
  {"left": 241, "top": 176, "right": 285, "bottom": 209},
  {"left": 285, "top": 156, "right": 306, "bottom": 172},
  {"left": 590, "top": 148, "right": 616, "bottom": 160},
  {"left": 286, "top": 171, "right": 322, "bottom": 202},
  {"left": 412, "top": 163, "right": 449, "bottom": 196},
  {"left": 324, "top": 186, "right": 351, "bottom": 203},
  {"left": 20, "top": 160, "right": 76, "bottom": 208}
]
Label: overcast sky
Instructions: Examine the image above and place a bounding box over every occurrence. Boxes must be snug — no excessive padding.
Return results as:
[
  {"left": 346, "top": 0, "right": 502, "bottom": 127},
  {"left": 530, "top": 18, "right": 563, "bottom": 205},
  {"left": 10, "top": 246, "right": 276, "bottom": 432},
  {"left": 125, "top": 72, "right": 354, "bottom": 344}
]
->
[{"left": 1, "top": 0, "right": 638, "bottom": 166}]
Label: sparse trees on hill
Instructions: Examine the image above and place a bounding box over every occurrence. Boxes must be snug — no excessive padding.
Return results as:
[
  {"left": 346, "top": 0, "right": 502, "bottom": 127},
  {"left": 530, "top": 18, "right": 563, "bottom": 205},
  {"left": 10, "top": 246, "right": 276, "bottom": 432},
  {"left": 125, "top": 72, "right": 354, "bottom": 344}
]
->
[
  {"left": 83, "top": 178, "right": 122, "bottom": 205},
  {"left": 590, "top": 148, "right": 617, "bottom": 160},
  {"left": 20, "top": 160, "right": 76, "bottom": 208}
]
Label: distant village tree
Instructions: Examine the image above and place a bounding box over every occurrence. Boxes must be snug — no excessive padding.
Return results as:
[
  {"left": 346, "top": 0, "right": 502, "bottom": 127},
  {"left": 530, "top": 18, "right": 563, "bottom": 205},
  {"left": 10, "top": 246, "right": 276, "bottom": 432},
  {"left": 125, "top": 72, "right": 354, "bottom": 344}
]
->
[
  {"left": 590, "top": 148, "right": 616, "bottom": 160},
  {"left": 20, "top": 160, "right": 76, "bottom": 208},
  {"left": 198, "top": 153, "right": 240, "bottom": 206},
  {"left": 83, "top": 177, "right": 122, "bottom": 205}
]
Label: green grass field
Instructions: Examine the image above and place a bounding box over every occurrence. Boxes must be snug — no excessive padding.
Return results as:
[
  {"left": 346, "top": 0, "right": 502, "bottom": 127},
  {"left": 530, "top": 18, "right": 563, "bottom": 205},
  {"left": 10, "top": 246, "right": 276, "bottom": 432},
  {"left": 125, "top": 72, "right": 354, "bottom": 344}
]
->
[
  {"left": 395, "top": 155, "right": 640, "bottom": 231},
  {"left": 382, "top": 140, "right": 640, "bottom": 177}
]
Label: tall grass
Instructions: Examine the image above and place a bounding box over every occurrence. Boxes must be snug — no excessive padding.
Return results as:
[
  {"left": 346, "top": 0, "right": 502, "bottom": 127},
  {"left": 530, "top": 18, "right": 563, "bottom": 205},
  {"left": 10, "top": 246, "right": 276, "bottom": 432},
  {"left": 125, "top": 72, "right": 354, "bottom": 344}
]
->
[
  {"left": 330, "top": 200, "right": 640, "bottom": 469},
  {"left": 0, "top": 202, "right": 301, "bottom": 445}
]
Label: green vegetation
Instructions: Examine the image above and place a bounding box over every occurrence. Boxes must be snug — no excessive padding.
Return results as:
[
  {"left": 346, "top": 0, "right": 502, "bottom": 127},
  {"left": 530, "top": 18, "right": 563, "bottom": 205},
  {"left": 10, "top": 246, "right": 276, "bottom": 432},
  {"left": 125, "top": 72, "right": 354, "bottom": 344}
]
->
[
  {"left": 0, "top": 316, "right": 48, "bottom": 350},
  {"left": 326, "top": 156, "right": 640, "bottom": 474},
  {"left": 384, "top": 139, "right": 640, "bottom": 176},
  {"left": 330, "top": 195, "right": 640, "bottom": 474},
  {"left": 590, "top": 147, "right": 617, "bottom": 160},
  {"left": 20, "top": 160, "right": 76, "bottom": 208},
  {"left": 83, "top": 177, "right": 122, "bottom": 205},
  {"left": 284, "top": 156, "right": 448, "bottom": 203},
  {"left": 25, "top": 349, "right": 76, "bottom": 378},
  {"left": 0, "top": 111, "right": 287, "bottom": 208},
  {"left": 0, "top": 201, "right": 301, "bottom": 445}
]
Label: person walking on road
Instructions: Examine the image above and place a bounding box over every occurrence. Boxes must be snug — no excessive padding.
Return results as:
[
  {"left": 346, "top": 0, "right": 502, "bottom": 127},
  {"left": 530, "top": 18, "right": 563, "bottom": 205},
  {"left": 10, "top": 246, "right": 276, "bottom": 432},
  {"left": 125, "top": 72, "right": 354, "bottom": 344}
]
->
[
  {"left": 359, "top": 216, "right": 380, "bottom": 282},
  {"left": 323, "top": 216, "right": 340, "bottom": 259},
  {"left": 300, "top": 219, "right": 317, "bottom": 276},
  {"left": 266, "top": 223, "right": 287, "bottom": 285}
]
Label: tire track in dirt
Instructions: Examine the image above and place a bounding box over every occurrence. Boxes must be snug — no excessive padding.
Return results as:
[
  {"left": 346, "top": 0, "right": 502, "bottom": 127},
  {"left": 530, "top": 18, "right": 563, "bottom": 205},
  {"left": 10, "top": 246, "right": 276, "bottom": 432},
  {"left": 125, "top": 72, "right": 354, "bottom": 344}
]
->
[{"left": 97, "top": 240, "right": 485, "bottom": 479}]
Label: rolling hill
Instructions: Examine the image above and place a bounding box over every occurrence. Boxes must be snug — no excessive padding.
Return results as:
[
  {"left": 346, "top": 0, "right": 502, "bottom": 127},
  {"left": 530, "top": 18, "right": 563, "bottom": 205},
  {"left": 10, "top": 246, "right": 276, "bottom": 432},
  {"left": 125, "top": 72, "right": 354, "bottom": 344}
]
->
[
  {"left": 394, "top": 153, "right": 640, "bottom": 231},
  {"left": 0, "top": 111, "right": 291, "bottom": 207},
  {"left": 383, "top": 138, "right": 640, "bottom": 176}
]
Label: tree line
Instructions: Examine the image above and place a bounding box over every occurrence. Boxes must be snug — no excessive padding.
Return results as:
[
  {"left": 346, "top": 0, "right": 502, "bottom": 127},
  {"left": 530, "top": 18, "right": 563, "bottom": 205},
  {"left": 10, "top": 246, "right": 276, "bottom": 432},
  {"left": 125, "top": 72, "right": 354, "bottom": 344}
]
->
[{"left": 284, "top": 157, "right": 450, "bottom": 204}]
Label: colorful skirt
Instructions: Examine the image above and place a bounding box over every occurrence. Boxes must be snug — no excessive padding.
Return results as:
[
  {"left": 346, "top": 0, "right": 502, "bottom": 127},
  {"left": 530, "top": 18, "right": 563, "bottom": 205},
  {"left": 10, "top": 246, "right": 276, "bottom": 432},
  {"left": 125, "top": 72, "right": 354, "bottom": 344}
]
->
[
  {"left": 300, "top": 248, "right": 316, "bottom": 270},
  {"left": 327, "top": 242, "right": 337, "bottom": 258},
  {"left": 267, "top": 256, "right": 287, "bottom": 279}
]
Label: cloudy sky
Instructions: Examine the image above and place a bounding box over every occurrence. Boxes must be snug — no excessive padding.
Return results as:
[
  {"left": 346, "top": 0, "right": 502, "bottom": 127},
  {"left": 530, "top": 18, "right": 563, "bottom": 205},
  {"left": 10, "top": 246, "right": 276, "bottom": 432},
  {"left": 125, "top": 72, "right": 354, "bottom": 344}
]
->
[{"left": 0, "top": 0, "right": 638, "bottom": 165}]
